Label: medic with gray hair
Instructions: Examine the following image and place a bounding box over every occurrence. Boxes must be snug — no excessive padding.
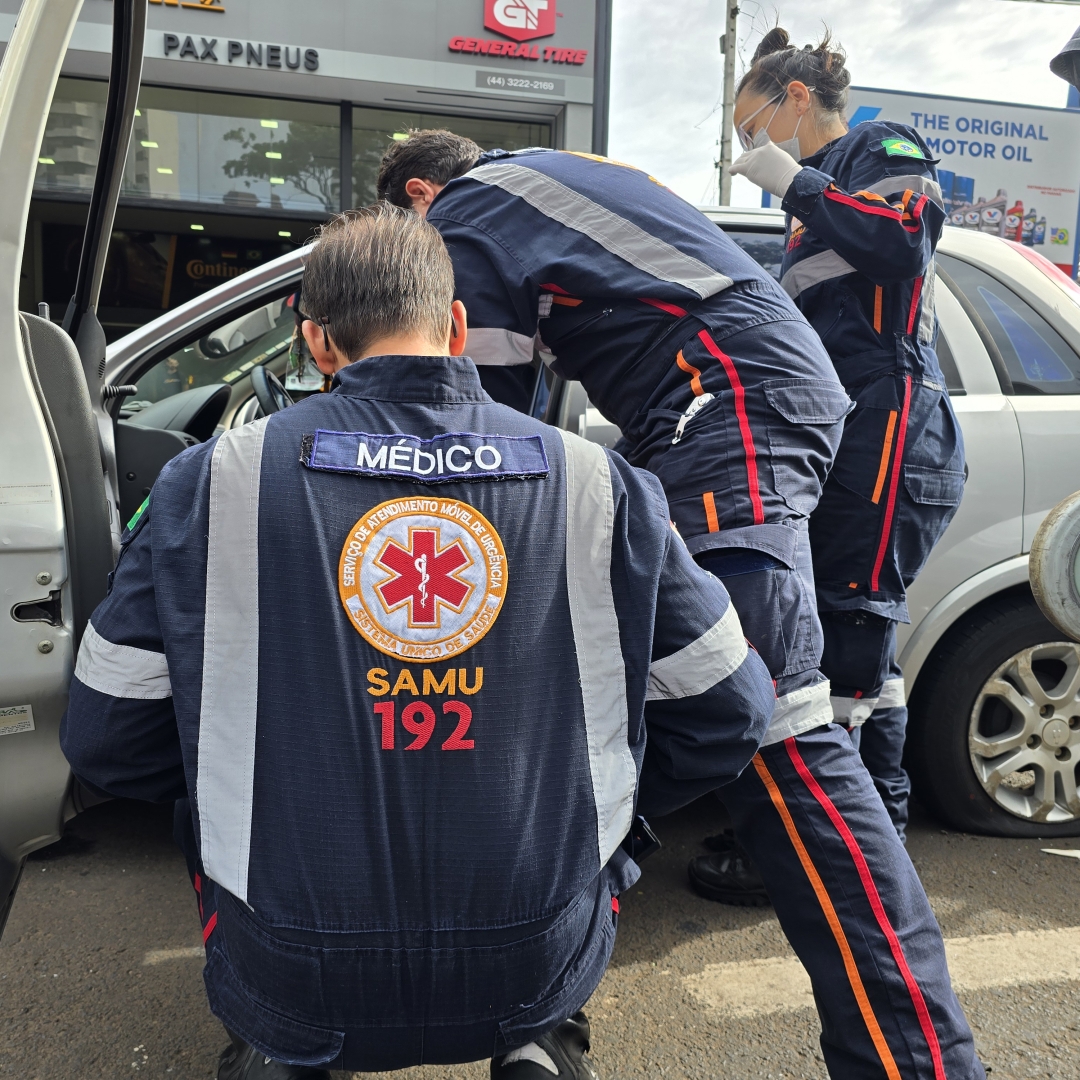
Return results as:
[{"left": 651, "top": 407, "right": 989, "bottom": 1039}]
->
[
  {"left": 58, "top": 204, "right": 774, "bottom": 1080},
  {"left": 380, "top": 122, "right": 982, "bottom": 1079},
  {"left": 728, "top": 29, "right": 964, "bottom": 844}
]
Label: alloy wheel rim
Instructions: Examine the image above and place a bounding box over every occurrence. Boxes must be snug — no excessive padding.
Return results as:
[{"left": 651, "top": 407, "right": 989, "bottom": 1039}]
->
[{"left": 969, "top": 642, "right": 1080, "bottom": 823}]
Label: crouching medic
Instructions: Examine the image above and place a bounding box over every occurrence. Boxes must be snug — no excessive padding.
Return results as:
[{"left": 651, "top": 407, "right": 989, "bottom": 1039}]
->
[{"left": 59, "top": 204, "right": 774, "bottom": 1079}]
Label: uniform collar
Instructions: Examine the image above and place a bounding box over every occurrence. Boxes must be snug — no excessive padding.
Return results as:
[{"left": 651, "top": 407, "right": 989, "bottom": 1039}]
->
[
  {"left": 331, "top": 354, "right": 491, "bottom": 403},
  {"left": 801, "top": 132, "right": 848, "bottom": 170}
]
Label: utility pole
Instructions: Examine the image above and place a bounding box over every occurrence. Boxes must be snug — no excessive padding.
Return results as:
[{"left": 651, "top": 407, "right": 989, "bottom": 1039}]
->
[{"left": 718, "top": 3, "right": 739, "bottom": 205}]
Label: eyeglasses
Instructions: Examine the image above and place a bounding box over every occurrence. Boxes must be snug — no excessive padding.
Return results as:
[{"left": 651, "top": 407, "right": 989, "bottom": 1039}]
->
[
  {"left": 736, "top": 85, "right": 815, "bottom": 152},
  {"left": 296, "top": 304, "right": 332, "bottom": 352}
]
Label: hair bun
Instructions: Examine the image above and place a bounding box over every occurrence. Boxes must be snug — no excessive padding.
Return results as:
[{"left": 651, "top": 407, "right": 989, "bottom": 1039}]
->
[{"left": 751, "top": 26, "right": 791, "bottom": 66}]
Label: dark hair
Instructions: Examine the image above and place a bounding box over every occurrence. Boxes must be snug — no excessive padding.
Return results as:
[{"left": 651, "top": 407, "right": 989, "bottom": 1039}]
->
[
  {"left": 737, "top": 27, "right": 850, "bottom": 115},
  {"left": 302, "top": 203, "right": 455, "bottom": 361},
  {"left": 376, "top": 129, "right": 482, "bottom": 208}
]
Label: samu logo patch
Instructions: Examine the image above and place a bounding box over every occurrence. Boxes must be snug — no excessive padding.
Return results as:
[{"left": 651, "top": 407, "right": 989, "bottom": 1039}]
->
[{"left": 339, "top": 498, "right": 507, "bottom": 661}]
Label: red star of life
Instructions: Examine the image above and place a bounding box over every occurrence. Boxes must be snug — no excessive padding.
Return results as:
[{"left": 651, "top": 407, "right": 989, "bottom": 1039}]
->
[{"left": 375, "top": 528, "right": 473, "bottom": 627}]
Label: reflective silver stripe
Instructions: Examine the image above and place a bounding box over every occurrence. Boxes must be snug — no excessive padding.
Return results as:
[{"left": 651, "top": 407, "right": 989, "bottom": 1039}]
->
[
  {"left": 465, "top": 326, "right": 534, "bottom": 366},
  {"left": 864, "top": 174, "right": 944, "bottom": 208},
  {"left": 75, "top": 620, "right": 171, "bottom": 700},
  {"left": 646, "top": 605, "right": 747, "bottom": 701},
  {"left": 760, "top": 681, "right": 834, "bottom": 746},
  {"left": 470, "top": 162, "right": 733, "bottom": 300},
  {"left": 919, "top": 262, "right": 936, "bottom": 345},
  {"left": 780, "top": 249, "right": 856, "bottom": 300},
  {"left": 197, "top": 417, "right": 269, "bottom": 904},
  {"left": 557, "top": 429, "right": 636, "bottom": 866},
  {"left": 876, "top": 676, "right": 907, "bottom": 709},
  {"left": 830, "top": 694, "right": 879, "bottom": 727}
]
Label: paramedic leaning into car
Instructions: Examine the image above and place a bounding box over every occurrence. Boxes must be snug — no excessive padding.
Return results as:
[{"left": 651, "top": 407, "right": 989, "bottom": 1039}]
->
[
  {"left": 726, "top": 28, "right": 965, "bottom": 844},
  {"left": 58, "top": 204, "right": 775, "bottom": 1080},
  {"left": 379, "top": 132, "right": 983, "bottom": 1080}
]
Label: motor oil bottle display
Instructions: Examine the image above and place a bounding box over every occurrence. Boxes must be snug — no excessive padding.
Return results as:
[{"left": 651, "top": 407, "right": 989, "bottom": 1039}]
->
[
  {"left": 1005, "top": 199, "right": 1024, "bottom": 242},
  {"left": 965, "top": 198, "right": 986, "bottom": 230},
  {"left": 938, "top": 169, "right": 955, "bottom": 214},
  {"left": 979, "top": 189, "right": 1008, "bottom": 235},
  {"left": 1022, "top": 208, "right": 1037, "bottom": 246},
  {"left": 1034, "top": 216, "right": 1047, "bottom": 246}
]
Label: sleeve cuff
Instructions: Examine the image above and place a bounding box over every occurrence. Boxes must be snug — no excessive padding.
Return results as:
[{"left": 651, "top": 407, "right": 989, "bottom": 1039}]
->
[{"left": 780, "top": 166, "right": 834, "bottom": 217}]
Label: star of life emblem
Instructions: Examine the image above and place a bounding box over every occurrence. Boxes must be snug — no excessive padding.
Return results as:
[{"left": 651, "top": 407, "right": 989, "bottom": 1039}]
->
[{"left": 338, "top": 498, "right": 507, "bottom": 660}]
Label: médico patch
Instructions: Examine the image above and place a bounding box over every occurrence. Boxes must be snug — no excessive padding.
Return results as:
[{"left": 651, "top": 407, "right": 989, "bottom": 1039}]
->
[
  {"left": 302, "top": 430, "right": 548, "bottom": 484},
  {"left": 339, "top": 498, "right": 507, "bottom": 661}
]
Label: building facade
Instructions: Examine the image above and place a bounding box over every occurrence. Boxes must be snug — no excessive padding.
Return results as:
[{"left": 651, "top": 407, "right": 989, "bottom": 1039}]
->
[{"left": 2, "top": 0, "right": 601, "bottom": 337}]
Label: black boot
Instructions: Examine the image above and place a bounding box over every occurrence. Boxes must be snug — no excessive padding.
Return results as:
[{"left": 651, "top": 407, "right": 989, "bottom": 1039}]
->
[
  {"left": 217, "top": 1030, "right": 333, "bottom": 1080},
  {"left": 491, "top": 1012, "right": 599, "bottom": 1079},
  {"left": 687, "top": 838, "right": 771, "bottom": 907}
]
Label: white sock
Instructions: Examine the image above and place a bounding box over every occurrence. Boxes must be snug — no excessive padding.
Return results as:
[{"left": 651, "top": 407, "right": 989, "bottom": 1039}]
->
[{"left": 502, "top": 1041, "right": 559, "bottom": 1075}]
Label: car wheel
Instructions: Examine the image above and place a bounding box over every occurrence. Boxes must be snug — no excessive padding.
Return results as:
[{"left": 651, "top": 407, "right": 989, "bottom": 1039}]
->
[{"left": 908, "top": 592, "right": 1080, "bottom": 837}]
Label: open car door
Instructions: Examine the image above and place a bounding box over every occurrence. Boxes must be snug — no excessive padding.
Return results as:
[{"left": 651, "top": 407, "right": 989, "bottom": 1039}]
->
[{"left": 0, "top": 0, "right": 145, "bottom": 937}]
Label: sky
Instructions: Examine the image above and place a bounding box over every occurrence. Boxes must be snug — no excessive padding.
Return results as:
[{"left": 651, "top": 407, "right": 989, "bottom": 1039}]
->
[{"left": 607, "top": 0, "right": 1080, "bottom": 207}]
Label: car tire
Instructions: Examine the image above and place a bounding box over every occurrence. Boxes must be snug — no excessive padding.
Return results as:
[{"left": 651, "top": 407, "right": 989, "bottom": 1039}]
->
[{"left": 908, "top": 591, "right": 1080, "bottom": 837}]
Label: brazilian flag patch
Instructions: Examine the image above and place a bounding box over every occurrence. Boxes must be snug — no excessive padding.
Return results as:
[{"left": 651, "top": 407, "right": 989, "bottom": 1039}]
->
[
  {"left": 126, "top": 496, "right": 149, "bottom": 533},
  {"left": 881, "top": 137, "right": 925, "bottom": 160}
]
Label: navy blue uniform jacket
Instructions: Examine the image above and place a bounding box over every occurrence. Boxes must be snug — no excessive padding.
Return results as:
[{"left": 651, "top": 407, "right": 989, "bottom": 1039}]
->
[{"left": 60, "top": 356, "right": 773, "bottom": 1070}]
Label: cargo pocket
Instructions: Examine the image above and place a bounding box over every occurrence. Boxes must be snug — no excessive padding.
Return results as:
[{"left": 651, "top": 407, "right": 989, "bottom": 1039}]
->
[
  {"left": 764, "top": 379, "right": 852, "bottom": 516},
  {"left": 895, "top": 464, "right": 965, "bottom": 579},
  {"left": 202, "top": 948, "right": 344, "bottom": 1068}
]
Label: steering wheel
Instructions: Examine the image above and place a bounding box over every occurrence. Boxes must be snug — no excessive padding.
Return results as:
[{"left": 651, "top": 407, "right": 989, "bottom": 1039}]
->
[{"left": 250, "top": 365, "right": 294, "bottom": 415}]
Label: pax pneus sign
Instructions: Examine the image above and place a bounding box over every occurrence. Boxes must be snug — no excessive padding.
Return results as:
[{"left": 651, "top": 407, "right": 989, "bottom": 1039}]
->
[{"left": 449, "top": 0, "right": 588, "bottom": 65}]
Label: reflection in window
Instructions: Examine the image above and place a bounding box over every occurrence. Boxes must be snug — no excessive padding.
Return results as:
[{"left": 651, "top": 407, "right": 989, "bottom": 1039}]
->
[
  {"left": 722, "top": 230, "right": 785, "bottom": 281},
  {"left": 127, "top": 297, "right": 295, "bottom": 409},
  {"left": 977, "top": 287, "right": 1073, "bottom": 382},
  {"left": 35, "top": 79, "right": 340, "bottom": 213},
  {"left": 937, "top": 253, "right": 1080, "bottom": 395},
  {"left": 352, "top": 108, "right": 551, "bottom": 206}
]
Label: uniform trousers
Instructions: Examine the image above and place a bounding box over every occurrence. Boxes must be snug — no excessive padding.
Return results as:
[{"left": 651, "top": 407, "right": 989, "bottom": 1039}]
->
[{"left": 724, "top": 725, "right": 983, "bottom": 1080}]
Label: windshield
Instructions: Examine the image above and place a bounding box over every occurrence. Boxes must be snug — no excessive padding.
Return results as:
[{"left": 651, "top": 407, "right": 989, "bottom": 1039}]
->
[{"left": 123, "top": 297, "right": 296, "bottom": 410}]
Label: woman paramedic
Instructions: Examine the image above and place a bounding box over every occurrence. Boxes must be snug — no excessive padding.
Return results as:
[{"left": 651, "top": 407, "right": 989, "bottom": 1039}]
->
[{"left": 722, "top": 28, "right": 965, "bottom": 844}]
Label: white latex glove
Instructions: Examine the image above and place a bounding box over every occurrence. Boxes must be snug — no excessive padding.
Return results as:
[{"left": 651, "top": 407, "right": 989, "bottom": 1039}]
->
[{"left": 729, "top": 141, "right": 803, "bottom": 200}]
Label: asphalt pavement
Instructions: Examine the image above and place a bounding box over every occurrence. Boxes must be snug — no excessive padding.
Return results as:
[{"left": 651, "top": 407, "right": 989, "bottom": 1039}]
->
[{"left": 2, "top": 795, "right": 1080, "bottom": 1080}]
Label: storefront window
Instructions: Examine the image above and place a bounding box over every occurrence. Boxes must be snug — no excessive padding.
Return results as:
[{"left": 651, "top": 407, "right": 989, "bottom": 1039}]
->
[
  {"left": 35, "top": 79, "right": 340, "bottom": 214},
  {"left": 352, "top": 108, "right": 551, "bottom": 206}
]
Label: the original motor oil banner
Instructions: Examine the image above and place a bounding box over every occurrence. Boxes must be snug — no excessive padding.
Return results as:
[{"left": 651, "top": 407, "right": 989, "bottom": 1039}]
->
[{"left": 846, "top": 86, "right": 1080, "bottom": 275}]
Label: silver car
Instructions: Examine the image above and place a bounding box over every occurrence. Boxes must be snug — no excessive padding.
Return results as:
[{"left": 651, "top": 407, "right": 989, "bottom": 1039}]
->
[{"left": 100, "top": 207, "right": 1080, "bottom": 843}]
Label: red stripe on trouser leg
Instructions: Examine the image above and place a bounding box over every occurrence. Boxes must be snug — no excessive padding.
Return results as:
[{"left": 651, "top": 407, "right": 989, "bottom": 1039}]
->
[
  {"left": 870, "top": 375, "right": 912, "bottom": 592},
  {"left": 784, "top": 737, "right": 948, "bottom": 1080},
  {"left": 193, "top": 872, "right": 203, "bottom": 919},
  {"left": 906, "top": 275, "right": 924, "bottom": 335},
  {"left": 202, "top": 911, "right": 218, "bottom": 944},
  {"left": 696, "top": 329, "right": 765, "bottom": 525}
]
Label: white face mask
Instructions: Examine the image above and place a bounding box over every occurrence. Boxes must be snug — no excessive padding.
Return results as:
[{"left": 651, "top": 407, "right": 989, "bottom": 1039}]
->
[
  {"left": 742, "top": 87, "right": 815, "bottom": 161},
  {"left": 753, "top": 114, "right": 804, "bottom": 160}
]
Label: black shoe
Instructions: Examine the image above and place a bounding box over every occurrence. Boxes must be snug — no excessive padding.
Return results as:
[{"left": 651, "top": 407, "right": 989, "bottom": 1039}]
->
[
  {"left": 492, "top": 1012, "right": 599, "bottom": 1080},
  {"left": 217, "top": 1032, "right": 332, "bottom": 1080},
  {"left": 687, "top": 846, "right": 771, "bottom": 907}
]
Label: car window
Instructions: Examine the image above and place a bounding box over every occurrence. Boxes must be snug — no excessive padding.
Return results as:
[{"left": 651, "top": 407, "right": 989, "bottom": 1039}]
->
[
  {"left": 722, "top": 230, "right": 784, "bottom": 281},
  {"left": 937, "top": 253, "right": 1080, "bottom": 395},
  {"left": 122, "top": 296, "right": 307, "bottom": 413}
]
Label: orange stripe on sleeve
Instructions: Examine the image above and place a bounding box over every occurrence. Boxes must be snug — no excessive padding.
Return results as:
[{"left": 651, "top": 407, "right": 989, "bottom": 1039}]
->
[
  {"left": 871, "top": 411, "right": 898, "bottom": 505},
  {"left": 676, "top": 349, "right": 704, "bottom": 397},
  {"left": 752, "top": 755, "right": 902, "bottom": 1080},
  {"left": 702, "top": 492, "right": 720, "bottom": 533},
  {"left": 873, "top": 285, "right": 883, "bottom": 334}
]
